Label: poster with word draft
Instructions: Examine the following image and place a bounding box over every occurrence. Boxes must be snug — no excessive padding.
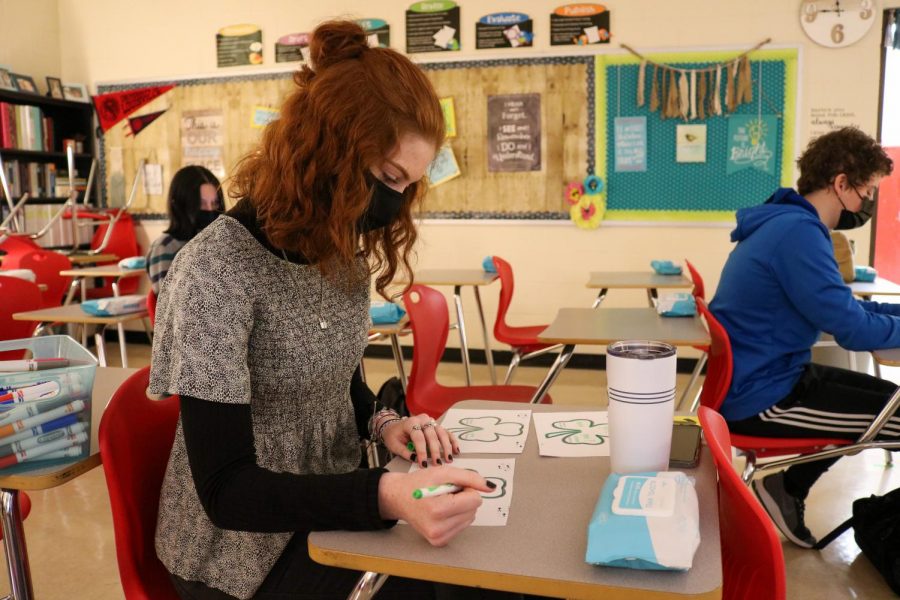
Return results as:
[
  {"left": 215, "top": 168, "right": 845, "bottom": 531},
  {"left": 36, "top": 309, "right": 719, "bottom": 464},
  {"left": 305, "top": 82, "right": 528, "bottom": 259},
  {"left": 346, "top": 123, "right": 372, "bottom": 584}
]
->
[
  {"left": 532, "top": 411, "right": 610, "bottom": 457},
  {"left": 487, "top": 93, "right": 541, "bottom": 172},
  {"left": 408, "top": 457, "right": 516, "bottom": 526},
  {"left": 274, "top": 33, "right": 309, "bottom": 63},
  {"left": 406, "top": 1, "right": 460, "bottom": 53},
  {"left": 441, "top": 408, "right": 531, "bottom": 454}
]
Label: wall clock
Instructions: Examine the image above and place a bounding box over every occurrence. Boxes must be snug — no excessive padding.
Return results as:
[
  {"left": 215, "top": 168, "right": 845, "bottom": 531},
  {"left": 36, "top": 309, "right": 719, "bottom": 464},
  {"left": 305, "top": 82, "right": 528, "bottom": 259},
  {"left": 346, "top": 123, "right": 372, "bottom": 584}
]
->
[{"left": 800, "top": 0, "right": 877, "bottom": 48}]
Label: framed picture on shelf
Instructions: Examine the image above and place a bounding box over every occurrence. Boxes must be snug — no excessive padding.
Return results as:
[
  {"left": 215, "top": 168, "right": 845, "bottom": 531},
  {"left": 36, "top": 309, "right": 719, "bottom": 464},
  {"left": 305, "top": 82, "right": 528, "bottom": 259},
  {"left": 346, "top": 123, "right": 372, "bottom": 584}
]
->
[
  {"left": 0, "top": 68, "right": 16, "bottom": 91},
  {"left": 10, "top": 73, "right": 38, "bottom": 94},
  {"left": 46, "top": 76, "right": 64, "bottom": 99},
  {"left": 62, "top": 82, "right": 89, "bottom": 102}
]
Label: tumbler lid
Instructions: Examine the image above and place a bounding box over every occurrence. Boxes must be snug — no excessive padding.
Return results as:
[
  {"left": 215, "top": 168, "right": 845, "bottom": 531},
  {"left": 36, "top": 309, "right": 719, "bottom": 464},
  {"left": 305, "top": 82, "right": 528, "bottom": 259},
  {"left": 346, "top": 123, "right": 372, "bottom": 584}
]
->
[{"left": 607, "top": 340, "right": 676, "bottom": 359}]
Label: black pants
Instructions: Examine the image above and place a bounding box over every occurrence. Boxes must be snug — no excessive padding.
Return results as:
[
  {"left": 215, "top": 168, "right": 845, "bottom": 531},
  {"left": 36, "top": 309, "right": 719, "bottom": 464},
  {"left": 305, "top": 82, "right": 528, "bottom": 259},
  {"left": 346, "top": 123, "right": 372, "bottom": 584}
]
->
[
  {"left": 170, "top": 533, "right": 527, "bottom": 600},
  {"left": 729, "top": 363, "right": 900, "bottom": 499}
]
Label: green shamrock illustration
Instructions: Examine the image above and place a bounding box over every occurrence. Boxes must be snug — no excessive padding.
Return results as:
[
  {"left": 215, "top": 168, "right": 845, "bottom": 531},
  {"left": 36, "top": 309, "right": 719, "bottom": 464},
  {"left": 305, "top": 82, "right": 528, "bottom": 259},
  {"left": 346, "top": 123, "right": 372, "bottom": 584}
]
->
[
  {"left": 446, "top": 416, "right": 524, "bottom": 442},
  {"left": 545, "top": 419, "right": 608, "bottom": 445},
  {"left": 481, "top": 477, "right": 507, "bottom": 499}
]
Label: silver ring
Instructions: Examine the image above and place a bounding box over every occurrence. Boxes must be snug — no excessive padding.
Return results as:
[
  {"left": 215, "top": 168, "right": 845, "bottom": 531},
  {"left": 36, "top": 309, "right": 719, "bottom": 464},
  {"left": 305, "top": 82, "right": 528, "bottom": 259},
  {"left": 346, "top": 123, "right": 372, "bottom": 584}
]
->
[
  {"left": 422, "top": 421, "right": 437, "bottom": 429},
  {"left": 411, "top": 424, "right": 423, "bottom": 431}
]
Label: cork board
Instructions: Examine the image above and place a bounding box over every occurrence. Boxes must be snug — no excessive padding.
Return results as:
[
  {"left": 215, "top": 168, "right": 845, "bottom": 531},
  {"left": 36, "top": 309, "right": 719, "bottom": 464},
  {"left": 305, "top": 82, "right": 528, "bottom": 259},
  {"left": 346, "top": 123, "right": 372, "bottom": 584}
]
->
[{"left": 97, "top": 56, "right": 592, "bottom": 220}]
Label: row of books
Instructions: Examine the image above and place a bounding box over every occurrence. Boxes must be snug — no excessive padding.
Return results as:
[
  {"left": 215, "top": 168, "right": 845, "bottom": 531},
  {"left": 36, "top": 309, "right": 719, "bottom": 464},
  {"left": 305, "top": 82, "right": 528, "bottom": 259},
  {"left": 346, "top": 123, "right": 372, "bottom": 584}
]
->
[
  {"left": 2, "top": 159, "right": 86, "bottom": 199},
  {"left": 0, "top": 102, "right": 54, "bottom": 152},
  {"left": 21, "top": 203, "right": 94, "bottom": 248}
]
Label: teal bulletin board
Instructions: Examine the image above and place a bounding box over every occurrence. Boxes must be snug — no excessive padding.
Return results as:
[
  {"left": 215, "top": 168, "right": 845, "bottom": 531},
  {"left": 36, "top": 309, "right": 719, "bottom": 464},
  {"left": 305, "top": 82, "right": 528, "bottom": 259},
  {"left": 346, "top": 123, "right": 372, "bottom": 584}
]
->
[{"left": 595, "top": 48, "right": 799, "bottom": 221}]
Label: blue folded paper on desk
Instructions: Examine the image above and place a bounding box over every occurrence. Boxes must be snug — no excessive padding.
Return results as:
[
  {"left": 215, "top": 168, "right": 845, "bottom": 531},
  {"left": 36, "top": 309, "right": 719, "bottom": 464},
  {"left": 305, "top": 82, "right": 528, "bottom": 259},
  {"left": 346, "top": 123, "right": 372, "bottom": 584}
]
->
[
  {"left": 656, "top": 293, "right": 697, "bottom": 317},
  {"left": 586, "top": 471, "right": 700, "bottom": 571},
  {"left": 482, "top": 256, "right": 497, "bottom": 273},
  {"left": 370, "top": 301, "right": 406, "bottom": 324},
  {"left": 650, "top": 260, "right": 683, "bottom": 276},
  {"left": 80, "top": 294, "right": 147, "bottom": 316},
  {"left": 854, "top": 266, "right": 877, "bottom": 283},
  {"left": 117, "top": 256, "right": 147, "bottom": 269}
]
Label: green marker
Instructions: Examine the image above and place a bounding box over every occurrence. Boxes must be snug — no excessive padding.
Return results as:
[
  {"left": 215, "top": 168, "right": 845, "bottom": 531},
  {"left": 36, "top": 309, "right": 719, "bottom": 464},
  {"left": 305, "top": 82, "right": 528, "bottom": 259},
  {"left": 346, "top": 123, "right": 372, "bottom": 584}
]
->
[
  {"left": 412, "top": 483, "right": 462, "bottom": 499},
  {"left": 407, "top": 441, "right": 415, "bottom": 452}
]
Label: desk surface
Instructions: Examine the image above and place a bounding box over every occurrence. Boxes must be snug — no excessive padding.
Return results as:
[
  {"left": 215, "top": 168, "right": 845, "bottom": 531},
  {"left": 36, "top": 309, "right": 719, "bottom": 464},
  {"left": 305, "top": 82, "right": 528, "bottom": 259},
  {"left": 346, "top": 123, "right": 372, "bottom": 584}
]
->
[
  {"left": 538, "top": 308, "right": 710, "bottom": 347},
  {"left": 874, "top": 348, "right": 900, "bottom": 367},
  {"left": 369, "top": 316, "right": 410, "bottom": 337},
  {"left": 587, "top": 271, "right": 693, "bottom": 290},
  {"left": 309, "top": 400, "right": 722, "bottom": 599},
  {"left": 849, "top": 277, "right": 900, "bottom": 297},
  {"left": 59, "top": 266, "right": 144, "bottom": 278},
  {"left": 0, "top": 367, "right": 136, "bottom": 490},
  {"left": 13, "top": 303, "right": 148, "bottom": 325},
  {"left": 64, "top": 253, "right": 119, "bottom": 266},
  {"left": 406, "top": 269, "right": 499, "bottom": 287}
]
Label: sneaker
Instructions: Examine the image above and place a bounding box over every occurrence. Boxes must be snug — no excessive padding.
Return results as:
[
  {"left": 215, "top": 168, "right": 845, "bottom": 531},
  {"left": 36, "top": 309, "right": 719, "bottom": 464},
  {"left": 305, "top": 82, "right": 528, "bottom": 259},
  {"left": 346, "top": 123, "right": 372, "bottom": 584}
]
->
[{"left": 752, "top": 472, "right": 817, "bottom": 548}]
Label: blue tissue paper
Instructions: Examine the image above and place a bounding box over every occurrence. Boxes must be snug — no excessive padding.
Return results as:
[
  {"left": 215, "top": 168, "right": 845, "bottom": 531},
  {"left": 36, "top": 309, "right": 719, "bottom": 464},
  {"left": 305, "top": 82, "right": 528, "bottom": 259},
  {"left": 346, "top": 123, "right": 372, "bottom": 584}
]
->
[
  {"left": 854, "top": 266, "right": 877, "bottom": 283},
  {"left": 80, "top": 294, "right": 147, "bottom": 316},
  {"left": 370, "top": 301, "right": 406, "bottom": 324},
  {"left": 118, "top": 256, "right": 147, "bottom": 269},
  {"left": 656, "top": 293, "right": 697, "bottom": 318},
  {"left": 650, "top": 260, "right": 683, "bottom": 276},
  {"left": 482, "top": 256, "right": 497, "bottom": 273}
]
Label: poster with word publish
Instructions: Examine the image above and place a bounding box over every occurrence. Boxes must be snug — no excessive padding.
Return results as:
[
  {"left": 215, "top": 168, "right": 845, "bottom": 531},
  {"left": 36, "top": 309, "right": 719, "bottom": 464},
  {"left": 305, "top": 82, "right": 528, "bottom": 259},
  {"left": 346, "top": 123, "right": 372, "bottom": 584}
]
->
[
  {"left": 476, "top": 12, "right": 534, "bottom": 49},
  {"left": 275, "top": 33, "right": 309, "bottom": 63},
  {"left": 487, "top": 93, "right": 541, "bottom": 172},
  {"left": 357, "top": 19, "right": 390, "bottom": 47},
  {"left": 406, "top": 1, "right": 460, "bottom": 53},
  {"left": 181, "top": 109, "right": 225, "bottom": 178},
  {"left": 614, "top": 116, "right": 647, "bottom": 172},
  {"left": 441, "top": 408, "right": 531, "bottom": 454},
  {"left": 408, "top": 458, "right": 515, "bottom": 526},
  {"left": 550, "top": 4, "right": 610, "bottom": 46},
  {"left": 532, "top": 411, "right": 610, "bottom": 457},
  {"left": 216, "top": 24, "right": 263, "bottom": 67},
  {"left": 726, "top": 115, "right": 777, "bottom": 175}
]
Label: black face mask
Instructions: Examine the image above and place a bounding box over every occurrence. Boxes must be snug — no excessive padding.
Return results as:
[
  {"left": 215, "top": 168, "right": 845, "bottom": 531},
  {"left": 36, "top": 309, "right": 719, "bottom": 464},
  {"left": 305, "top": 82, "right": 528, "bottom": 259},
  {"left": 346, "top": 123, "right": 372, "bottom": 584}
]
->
[
  {"left": 835, "top": 197, "right": 875, "bottom": 230},
  {"left": 195, "top": 210, "right": 221, "bottom": 232},
  {"left": 359, "top": 178, "right": 405, "bottom": 233}
]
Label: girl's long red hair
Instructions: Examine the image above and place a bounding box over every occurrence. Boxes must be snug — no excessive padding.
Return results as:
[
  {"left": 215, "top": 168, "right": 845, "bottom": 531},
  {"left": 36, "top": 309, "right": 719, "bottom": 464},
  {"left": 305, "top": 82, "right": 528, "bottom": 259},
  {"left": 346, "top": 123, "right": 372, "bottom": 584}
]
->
[{"left": 229, "top": 20, "right": 445, "bottom": 296}]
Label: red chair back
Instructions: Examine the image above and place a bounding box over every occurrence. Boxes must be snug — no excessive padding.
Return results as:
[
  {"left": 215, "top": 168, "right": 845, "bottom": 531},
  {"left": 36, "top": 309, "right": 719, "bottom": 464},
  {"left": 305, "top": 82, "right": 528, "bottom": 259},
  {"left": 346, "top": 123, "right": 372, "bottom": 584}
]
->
[
  {"left": 0, "top": 276, "right": 42, "bottom": 360},
  {"left": 685, "top": 259, "right": 706, "bottom": 300},
  {"left": 492, "top": 256, "right": 517, "bottom": 342},
  {"left": 0, "top": 235, "right": 41, "bottom": 259},
  {"left": 146, "top": 289, "right": 157, "bottom": 326},
  {"left": 699, "top": 407, "right": 786, "bottom": 600},
  {"left": 5, "top": 250, "right": 72, "bottom": 308},
  {"left": 695, "top": 299, "right": 732, "bottom": 411},
  {"left": 99, "top": 367, "right": 181, "bottom": 600},
  {"left": 88, "top": 210, "right": 141, "bottom": 297}
]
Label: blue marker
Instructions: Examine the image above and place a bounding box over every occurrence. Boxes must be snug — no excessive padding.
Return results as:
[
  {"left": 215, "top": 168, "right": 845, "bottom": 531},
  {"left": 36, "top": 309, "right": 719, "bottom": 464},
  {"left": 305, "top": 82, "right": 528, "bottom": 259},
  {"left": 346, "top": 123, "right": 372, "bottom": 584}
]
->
[{"left": 0, "top": 414, "right": 78, "bottom": 446}]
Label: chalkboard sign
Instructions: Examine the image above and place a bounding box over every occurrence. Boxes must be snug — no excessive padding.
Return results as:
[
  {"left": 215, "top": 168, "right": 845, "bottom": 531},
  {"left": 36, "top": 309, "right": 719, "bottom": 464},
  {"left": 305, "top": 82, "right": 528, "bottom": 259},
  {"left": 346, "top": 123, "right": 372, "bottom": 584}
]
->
[{"left": 487, "top": 93, "right": 541, "bottom": 172}]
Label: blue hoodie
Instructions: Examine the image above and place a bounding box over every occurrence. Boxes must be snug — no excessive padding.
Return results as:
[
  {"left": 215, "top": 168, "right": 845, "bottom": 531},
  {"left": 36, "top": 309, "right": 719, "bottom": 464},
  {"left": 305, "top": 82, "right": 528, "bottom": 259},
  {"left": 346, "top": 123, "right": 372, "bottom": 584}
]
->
[{"left": 710, "top": 188, "right": 900, "bottom": 421}]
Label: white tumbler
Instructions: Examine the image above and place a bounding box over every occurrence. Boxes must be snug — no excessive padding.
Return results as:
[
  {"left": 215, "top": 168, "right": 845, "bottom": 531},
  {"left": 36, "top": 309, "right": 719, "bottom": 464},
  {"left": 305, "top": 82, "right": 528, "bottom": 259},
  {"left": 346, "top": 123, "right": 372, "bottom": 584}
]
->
[{"left": 606, "top": 340, "right": 677, "bottom": 474}]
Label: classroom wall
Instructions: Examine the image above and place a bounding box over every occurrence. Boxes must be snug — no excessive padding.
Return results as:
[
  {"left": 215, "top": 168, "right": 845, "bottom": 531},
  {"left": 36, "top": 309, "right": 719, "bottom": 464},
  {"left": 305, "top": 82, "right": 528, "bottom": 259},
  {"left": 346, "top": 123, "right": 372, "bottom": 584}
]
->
[
  {"left": 0, "top": 0, "right": 61, "bottom": 96},
  {"left": 55, "top": 0, "right": 899, "bottom": 354}
]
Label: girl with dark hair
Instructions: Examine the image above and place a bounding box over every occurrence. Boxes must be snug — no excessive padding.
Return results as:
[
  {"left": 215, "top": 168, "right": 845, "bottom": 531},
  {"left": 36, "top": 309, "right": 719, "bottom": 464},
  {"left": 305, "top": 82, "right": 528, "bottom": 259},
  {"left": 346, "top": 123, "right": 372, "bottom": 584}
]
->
[
  {"left": 149, "top": 21, "right": 518, "bottom": 600},
  {"left": 146, "top": 165, "right": 224, "bottom": 294}
]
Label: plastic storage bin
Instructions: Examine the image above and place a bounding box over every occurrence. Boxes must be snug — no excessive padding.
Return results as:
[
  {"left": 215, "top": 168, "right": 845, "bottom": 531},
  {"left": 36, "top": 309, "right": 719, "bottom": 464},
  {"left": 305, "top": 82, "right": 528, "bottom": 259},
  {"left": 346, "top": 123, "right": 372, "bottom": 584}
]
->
[{"left": 0, "top": 336, "right": 98, "bottom": 474}]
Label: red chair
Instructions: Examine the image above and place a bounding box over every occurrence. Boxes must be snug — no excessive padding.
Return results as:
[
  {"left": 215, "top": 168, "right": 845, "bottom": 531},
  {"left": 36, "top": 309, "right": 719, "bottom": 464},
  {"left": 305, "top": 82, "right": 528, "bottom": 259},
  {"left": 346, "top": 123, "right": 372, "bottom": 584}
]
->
[
  {"left": 695, "top": 298, "right": 900, "bottom": 485},
  {"left": 146, "top": 289, "right": 157, "bottom": 326},
  {"left": 2, "top": 250, "right": 73, "bottom": 309},
  {"left": 403, "top": 284, "right": 551, "bottom": 418},
  {"left": 77, "top": 209, "right": 141, "bottom": 299},
  {"left": 99, "top": 367, "right": 181, "bottom": 600},
  {"left": 679, "top": 259, "right": 710, "bottom": 410},
  {"left": 0, "top": 276, "right": 42, "bottom": 360},
  {"left": 685, "top": 259, "right": 706, "bottom": 301},
  {"left": 491, "top": 256, "right": 562, "bottom": 384},
  {"left": 699, "top": 406, "right": 787, "bottom": 600}
]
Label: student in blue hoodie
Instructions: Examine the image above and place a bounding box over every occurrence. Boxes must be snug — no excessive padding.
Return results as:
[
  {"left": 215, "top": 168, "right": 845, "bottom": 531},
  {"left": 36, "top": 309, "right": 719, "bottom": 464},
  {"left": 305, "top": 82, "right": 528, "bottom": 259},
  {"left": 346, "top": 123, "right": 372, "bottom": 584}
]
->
[{"left": 710, "top": 127, "right": 900, "bottom": 548}]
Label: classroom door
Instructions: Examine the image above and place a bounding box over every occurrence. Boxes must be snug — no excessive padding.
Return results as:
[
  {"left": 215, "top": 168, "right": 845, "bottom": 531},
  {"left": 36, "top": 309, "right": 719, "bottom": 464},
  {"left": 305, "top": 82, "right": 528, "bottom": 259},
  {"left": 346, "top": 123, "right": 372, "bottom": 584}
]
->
[{"left": 874, "top": 147, "right": 900, "bottom": 283}]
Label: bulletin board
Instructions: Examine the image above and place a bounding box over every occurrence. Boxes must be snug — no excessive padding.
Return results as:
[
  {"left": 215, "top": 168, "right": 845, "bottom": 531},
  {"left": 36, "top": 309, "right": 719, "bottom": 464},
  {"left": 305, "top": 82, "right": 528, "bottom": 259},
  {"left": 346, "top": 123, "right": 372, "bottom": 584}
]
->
[
  {"left": 97, "top": 56, "right": 592, "bottom": 219},
  {"left": 596, "top": 48, "right": 799, "bottom": 221}
]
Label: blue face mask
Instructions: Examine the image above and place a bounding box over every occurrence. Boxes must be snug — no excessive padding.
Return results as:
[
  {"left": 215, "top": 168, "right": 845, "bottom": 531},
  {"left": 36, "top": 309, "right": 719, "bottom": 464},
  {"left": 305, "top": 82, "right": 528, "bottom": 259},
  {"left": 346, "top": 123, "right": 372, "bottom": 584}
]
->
[{"left": 359, "top": 178, "right": 405, "bottom": 233}]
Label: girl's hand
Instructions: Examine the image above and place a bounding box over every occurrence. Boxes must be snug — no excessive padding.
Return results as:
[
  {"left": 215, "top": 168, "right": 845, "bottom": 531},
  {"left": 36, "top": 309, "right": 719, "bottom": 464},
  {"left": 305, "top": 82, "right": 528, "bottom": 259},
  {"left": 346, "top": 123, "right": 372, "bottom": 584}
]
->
[
  {"left": 377, "top": 466, "right": 493, "bottom": 546},
  {"left": 381, "top": 412, "right": 459, "bottom": 467}
]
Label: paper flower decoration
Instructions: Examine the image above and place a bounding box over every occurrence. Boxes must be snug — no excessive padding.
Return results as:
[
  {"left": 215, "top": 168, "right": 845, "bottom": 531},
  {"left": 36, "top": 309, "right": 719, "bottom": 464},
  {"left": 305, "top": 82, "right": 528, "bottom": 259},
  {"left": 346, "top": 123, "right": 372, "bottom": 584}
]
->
[
  {"left": 583, "top": 175, "right": 604, "bottom": 195},
  {"left": 565, "top": 181, "right": 585, "bottom": 206},
  {"left": 570, "top": 195, "right": 606, "bottom": 229}
]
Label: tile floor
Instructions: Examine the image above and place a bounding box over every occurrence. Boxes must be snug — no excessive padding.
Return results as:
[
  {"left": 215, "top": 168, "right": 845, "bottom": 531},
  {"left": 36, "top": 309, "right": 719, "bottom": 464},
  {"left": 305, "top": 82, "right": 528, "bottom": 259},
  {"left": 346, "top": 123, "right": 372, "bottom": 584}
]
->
[{"left": 3, "top": 342, "right": 900, "bottom": 599}]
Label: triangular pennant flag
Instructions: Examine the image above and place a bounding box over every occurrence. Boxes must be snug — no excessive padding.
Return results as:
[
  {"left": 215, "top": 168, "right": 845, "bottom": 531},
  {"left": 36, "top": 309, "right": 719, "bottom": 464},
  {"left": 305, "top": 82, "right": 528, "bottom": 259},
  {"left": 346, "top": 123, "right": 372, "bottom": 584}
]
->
[
  {"left": 92, "top": 85, "right": 175, "bottom": 132},
  {"left": 126, "top": 109, "right": 167, "bottom": 137}
]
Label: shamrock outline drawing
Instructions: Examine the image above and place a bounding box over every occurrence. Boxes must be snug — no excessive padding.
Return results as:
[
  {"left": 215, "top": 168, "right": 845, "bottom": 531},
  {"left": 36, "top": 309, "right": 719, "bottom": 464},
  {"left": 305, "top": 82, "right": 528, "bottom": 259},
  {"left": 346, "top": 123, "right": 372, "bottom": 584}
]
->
[
  {"left": 545, "top": 418, "right": 608, "bottom": 445},
  {"left": 481, "top": 477, "right": 508, "bottom": 500},
  {"left": 446, "top": 416, "right": 524, "bottom": 442}
]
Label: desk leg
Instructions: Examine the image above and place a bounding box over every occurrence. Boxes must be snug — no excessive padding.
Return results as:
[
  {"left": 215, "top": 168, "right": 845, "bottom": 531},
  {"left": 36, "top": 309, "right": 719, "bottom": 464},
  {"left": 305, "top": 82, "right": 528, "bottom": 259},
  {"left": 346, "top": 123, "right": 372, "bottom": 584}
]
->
[
  {"left": 389, "top": 334, "right": 408, "bottom": 392},
  {"left": 80, "top": 279, "right": 86, "bottom": 304},
  {"left": 530, "top": 344, "right": 575, "bottom": 404},
  {"left": 647, "top": 288, "right": 659, "bottom": 308},
  {"left": 109, "top": 281, "right": 129, "bottom": 367},
  {"left": 347, "top": 571, "right": 389, "bottom": 600},
  {"left": 1, "top": 489, "right": 34, "bottom": 600},
  {"left": 453, "top": 285, "right": 473, "bottom": 386},
  {"left": 63, "top": 277, "right": 80, "bottom": 306},
  {"left": 472, "top": 287, "right": 497, "bottom": 385},
  {"left": 94, "top": 331, "right": 107, "bottom": 367},
  {"left": 591, "top": 288, "right": 608, "bottom": 309}
]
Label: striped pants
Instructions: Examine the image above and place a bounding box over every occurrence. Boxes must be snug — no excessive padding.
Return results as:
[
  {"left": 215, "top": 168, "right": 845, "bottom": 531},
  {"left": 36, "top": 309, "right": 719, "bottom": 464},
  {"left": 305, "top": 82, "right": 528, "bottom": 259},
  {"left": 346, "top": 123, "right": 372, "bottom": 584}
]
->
[{"left": 729, "top": 363, "right": 900, "bottom": 499}]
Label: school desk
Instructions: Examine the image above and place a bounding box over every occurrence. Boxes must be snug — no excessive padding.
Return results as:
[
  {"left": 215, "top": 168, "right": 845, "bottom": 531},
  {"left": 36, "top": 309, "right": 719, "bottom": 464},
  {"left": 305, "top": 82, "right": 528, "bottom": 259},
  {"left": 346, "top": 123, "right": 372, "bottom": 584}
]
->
[
  {"left": 530, "top": 308, "right": 711, "bottom": 404},
  {"left": 586, "top": 271, "right": 693, "bottom": 308},
  {"left": 12, "top": 304, "right": 148, "bottom": 368},
  {"left": 368, "top": 316, "right": 410, "bottom": 391},
  {"left": 0, "top": 366, "right": 136, "bottom": 600},
  {"left": 63, "top": 252, "right": 118, "bottom": 266},
  {"left": 60, "top": 265, "right": 144, "bottom": 305},
  {"left": 849, "top": 276, "right": 900, "bottom": 299},
  {"left": 400, "top": 269, "right": 500, "bottom": 386},
  {"left": 308, "top": 399, "right": 723, "bottom": 600}
]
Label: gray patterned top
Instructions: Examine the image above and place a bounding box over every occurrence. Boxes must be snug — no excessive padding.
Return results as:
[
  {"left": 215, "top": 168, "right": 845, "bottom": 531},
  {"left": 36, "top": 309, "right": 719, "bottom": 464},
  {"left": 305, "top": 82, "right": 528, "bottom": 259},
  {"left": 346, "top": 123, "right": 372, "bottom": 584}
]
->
[{"left": 149, "top": 216, "right": 370, "bottom": 599}]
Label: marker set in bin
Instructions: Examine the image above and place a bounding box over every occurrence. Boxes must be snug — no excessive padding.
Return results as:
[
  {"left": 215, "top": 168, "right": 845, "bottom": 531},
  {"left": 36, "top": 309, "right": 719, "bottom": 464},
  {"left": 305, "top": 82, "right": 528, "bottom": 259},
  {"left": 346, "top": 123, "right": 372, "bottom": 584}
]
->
[{"left": 0, "top": 336, "right": 98, "bottom": 474}]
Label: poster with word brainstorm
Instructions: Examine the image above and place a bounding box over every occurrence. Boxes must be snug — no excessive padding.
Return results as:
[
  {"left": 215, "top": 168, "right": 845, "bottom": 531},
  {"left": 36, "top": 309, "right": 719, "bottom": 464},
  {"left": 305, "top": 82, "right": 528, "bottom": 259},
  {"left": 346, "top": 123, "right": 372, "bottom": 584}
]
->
[
  {"left": 532, "top": 411, "right": 610, "bottom": 457},
  {"left": 441, "top": 408, "right": 531, "bottom": 454},
  {"left": 408, "top": 457, "right": 516, "bottom": 526}
]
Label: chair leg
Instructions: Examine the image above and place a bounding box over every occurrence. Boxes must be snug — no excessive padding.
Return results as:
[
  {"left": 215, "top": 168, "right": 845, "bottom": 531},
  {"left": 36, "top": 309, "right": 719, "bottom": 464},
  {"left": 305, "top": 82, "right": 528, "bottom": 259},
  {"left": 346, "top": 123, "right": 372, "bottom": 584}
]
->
[
  {"left": 885, "top": 449, "right": 893, "bottom": 466},
  {"left": 504, "top": 351, "right": 522, "bottom": 385},
  {"left": 740, "top": 452, "right": 758, "bottom": 485},
  {"left": 347, "top": 571, "right": 389, "bottom": 600}
]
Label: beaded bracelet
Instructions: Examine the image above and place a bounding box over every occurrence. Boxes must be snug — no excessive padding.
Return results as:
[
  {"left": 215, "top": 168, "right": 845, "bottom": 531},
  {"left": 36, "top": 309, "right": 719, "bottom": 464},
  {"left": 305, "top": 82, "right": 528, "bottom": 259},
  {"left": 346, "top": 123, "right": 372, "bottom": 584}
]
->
[
  {"left": 375, "top": 417, "right": 404, "bottom": 444},
  {"left": 369, "top": 408, "right": 400, "bottom": 439}
]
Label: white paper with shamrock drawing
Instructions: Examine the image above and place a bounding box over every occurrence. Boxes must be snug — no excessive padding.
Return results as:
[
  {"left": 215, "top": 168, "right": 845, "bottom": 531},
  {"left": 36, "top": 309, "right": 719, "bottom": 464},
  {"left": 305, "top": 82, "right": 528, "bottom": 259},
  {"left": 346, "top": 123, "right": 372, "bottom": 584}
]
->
[
  {"left": 408, "top": 457, "right": 515, "bottom": 526},
  {"left": 532, "top": 411, "right": 610, "bottom": 457},
  {"left": 440, "top": 408, "right": 531, "bottom": 454}
]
